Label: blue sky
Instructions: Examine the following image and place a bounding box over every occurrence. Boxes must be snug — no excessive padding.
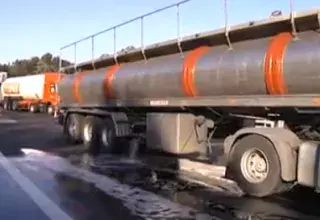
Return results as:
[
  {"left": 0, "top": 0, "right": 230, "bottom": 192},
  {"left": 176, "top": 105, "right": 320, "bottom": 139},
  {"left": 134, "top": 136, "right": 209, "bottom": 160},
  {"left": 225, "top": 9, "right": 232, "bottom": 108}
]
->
[{"left": 1, "top": 0, "right": 319, "bottom": 64}]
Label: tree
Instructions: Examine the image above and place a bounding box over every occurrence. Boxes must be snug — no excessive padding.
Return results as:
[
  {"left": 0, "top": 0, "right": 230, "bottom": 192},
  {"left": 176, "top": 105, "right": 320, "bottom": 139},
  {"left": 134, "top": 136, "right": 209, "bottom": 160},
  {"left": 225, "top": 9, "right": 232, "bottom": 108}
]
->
[
  {"left": 0, "top": 63, "right": 9, "bottom": 73},
  {"left": 1, "top": 45, "right": 135, "bottom": 77},
  {"left": 99, "top": 45, "right": 136, "bottom": 58},
  {"left": 0, "top": 53, "right": 72, "bottom": 77}
]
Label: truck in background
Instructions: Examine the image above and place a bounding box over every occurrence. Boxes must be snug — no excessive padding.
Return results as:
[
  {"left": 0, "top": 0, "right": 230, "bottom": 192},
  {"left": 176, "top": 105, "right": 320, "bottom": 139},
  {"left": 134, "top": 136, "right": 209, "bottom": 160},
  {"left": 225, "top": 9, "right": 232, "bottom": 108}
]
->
[
  {"left": 56, "top": 1, "right": 320, "bottom": 198},
  {"left": 0, "top": 72, "right": 8, "bottom": 85},
  {"left": 1, "top": 72, "right": 62, "bottom": 115},
  {"left": 0, "top": 72, "right": 8, "bottom": 102}
]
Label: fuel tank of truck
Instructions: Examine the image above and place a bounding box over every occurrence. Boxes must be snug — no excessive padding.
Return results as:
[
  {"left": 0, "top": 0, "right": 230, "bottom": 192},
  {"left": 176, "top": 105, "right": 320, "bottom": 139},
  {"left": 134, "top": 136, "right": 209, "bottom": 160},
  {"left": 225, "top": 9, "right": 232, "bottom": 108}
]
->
[{"left": 58, "top": 30, "right": 320, "bottom": 106}]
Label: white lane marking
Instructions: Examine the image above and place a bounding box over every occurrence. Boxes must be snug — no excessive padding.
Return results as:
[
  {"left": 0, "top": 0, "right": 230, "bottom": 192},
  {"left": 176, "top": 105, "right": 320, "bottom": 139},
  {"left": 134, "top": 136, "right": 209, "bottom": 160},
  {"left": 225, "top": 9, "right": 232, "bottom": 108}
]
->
[
  {"left": 21, "top": 148, "right": 47, "bottom": 156},
  {"left": 0, "top": 119, "right": 17, "bottom": 124},
  {"left": 16, "top": 153, "right": 222, "bottom": 220},
  {"left": 0, "top": 152, "right": 74, "bottom": 220}
]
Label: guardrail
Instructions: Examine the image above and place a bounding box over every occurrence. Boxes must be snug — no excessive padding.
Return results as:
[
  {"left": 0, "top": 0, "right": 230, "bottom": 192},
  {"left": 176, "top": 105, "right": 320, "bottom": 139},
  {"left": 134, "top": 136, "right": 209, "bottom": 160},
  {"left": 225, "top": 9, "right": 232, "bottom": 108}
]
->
[{"left": 58, "top": 0, "right": 300, "bottom": 72}]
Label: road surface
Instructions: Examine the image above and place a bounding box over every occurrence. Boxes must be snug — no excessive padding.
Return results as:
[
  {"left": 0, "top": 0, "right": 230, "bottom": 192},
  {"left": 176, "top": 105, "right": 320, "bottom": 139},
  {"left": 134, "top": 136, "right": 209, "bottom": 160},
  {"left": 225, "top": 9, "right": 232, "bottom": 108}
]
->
[{"left": 1, "top": 110, "right": 320, "bottom": 220}]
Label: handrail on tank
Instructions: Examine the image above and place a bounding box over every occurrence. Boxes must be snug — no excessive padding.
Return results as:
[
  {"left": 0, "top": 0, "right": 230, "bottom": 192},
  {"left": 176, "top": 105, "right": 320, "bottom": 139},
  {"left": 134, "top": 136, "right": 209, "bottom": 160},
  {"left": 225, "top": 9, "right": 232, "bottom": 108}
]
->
[
  {"left": 58, "top": 0, "right": 192, "bottom": 72},
  {"left": 58, "top": 0, "right": 302, "bottom": 73}
]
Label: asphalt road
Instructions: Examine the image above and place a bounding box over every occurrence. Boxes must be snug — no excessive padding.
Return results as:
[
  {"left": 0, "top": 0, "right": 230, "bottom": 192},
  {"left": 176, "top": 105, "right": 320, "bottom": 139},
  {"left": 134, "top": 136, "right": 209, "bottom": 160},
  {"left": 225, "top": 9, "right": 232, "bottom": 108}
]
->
[{"left": 1, "top": 110, "right": 320, "bottom": 220}]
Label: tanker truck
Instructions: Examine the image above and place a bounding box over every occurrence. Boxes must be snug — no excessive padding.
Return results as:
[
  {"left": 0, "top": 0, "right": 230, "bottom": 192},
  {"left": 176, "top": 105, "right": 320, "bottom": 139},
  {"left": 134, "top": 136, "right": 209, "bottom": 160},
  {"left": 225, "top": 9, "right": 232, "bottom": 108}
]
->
[
  {"left": 57, "top": 5, "right": 320, "bottom": 198},
  {"left": 1, "top": 72, "right": 62, "bottom": 114}
]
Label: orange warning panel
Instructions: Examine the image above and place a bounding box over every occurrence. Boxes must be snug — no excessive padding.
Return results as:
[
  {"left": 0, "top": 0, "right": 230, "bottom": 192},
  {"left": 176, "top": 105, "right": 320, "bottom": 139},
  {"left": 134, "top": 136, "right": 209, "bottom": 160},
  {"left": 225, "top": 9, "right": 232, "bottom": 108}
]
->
[
  {"left": 182, "top": 46, "right": 210, "bottom": 97},
  {"left": 104, "top": 65, "right": 120, "bottom": 98},
  {"left": 72, "top": 71, "right": 87, "bottom": 103},
  {"left": 264, "top": 32, "right": 293, "bottom": 95}
]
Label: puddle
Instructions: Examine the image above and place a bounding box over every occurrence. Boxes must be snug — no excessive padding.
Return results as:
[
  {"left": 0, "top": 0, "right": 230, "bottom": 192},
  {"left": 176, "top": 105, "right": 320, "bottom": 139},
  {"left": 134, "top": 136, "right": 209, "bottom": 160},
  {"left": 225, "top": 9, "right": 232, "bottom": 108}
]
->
[
  {"left": 14, "top": 150, "right": 320, "bottom": 220},
  {"left": 16, "top": 154, "right": 224, "bottom": 220}
]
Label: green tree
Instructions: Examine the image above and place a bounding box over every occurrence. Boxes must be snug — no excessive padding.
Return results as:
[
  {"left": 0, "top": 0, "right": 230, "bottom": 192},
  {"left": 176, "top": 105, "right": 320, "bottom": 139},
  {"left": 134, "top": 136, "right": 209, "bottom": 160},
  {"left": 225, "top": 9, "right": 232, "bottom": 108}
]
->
[
  {"left": 0, "top": 53, "right": 72, "bottom": 77},
  {"left": 1, "top": 44, "right": 134, "bottom": 77}
]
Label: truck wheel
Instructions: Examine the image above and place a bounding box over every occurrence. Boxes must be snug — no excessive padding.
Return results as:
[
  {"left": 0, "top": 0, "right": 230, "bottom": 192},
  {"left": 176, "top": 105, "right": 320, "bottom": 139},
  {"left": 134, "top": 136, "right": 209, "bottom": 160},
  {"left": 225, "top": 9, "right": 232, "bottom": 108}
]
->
[
  {"left": 226, "top": 134, "right": 283, "bottom": 197},
  {"left": 29, "top": 104, "right": 37, "bottom": 113},
  {"left": 99, "top": 117, "right": 117, "bottom": 153},
  {"left": 47, "top": 105, "right": 54, "bottom": 115},
  {"left": 64, "top": 113, "right": 84, "bottom": 144},
  {"left": 12, "top": 101, "right": 18, "bottom": 111},
  {"left": 82, "top": 116, "right": 102, "bottom": 153},
  {"left": 4, "top": 99, "right": 12, "bottom": 110},
  {"left": 3, "top": 100, "right": 8, "bottom": 110}
]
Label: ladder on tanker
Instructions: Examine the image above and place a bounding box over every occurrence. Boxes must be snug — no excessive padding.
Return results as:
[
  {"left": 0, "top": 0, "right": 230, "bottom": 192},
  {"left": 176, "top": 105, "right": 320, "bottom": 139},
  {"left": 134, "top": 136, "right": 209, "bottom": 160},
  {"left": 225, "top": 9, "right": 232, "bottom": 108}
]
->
[{"left": 58, "top": 0, "right": 320, "bottom": 74}]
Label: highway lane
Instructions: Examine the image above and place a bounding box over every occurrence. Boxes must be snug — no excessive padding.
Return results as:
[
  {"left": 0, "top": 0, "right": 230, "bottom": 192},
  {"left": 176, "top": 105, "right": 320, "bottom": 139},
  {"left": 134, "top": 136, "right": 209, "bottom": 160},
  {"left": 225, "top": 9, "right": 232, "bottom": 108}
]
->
[
  {"left": 1, "top": 110, "right": 320, "bottom": 220},
  {"left": 0, "top": 111, "right": 221, "bottom": 220},
  {"left": 0, "top": 162, "right": 50, "bottom": 220}
]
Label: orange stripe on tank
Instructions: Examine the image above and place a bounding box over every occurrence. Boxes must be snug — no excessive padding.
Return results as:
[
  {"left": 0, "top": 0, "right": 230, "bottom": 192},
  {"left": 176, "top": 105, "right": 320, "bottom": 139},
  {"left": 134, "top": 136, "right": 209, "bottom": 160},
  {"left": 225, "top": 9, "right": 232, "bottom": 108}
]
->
[
  {"left": 72, "top": 71, "right": 87, "bottom": 103},
  {"left": 104, "top": 65, "right": 120, "bottom": 98},
  {"left": 264, "top": 32, "right": 293, "bottom": 95},
  {"left": 182, "top": 46, "right": 210, "bottom": 97}
]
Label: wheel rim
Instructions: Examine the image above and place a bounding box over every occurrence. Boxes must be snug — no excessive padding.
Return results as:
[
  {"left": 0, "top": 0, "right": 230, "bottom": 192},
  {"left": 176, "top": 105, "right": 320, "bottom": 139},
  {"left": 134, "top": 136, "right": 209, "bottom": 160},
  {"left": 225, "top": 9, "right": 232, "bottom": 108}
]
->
[
  {"left": 83, "top": 124, "right": 92, "bottom": 142},
  {"left": 48, "top": 106, "right": 53, "bottom": 114},
  {"left": 240, "top": 148, "right": 269, "bottom": 183},
  {"left": 68, "top": 120, "right": 77, "bottom": 137},
  {"left": 101, "top": 127, "right": 109, "bottom": 147}
]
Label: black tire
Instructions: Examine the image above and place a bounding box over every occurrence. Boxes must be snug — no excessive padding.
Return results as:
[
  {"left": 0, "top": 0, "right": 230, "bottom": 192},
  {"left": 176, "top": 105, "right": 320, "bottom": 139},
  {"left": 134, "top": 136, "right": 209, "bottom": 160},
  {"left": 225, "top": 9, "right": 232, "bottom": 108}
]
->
[
  {"left": 12, "top": 101, "right": 18, "bottom": 111},
  {"left": 82, "top": 116, "right": 102, "bottom": 154},
  {"left": 4, "top": 99, "right": 12, "bottom": 110},
  {"left": 64, "top": 113, "right": 84, "bottom": 144},
  {"left": 39, "top": 104, "right": 46, "bottom": 113},
  {"left": 3, "top": 100, "right": 9, "bottom": 110},
  {"left": 226, "top": 134, "right": 284, "bottom": 197},
  {"left": 47, "top": 105, "right": 54, "bottom": 115},
  {"left": 99, "top": 117, "right": 117, "bottom": 153}
]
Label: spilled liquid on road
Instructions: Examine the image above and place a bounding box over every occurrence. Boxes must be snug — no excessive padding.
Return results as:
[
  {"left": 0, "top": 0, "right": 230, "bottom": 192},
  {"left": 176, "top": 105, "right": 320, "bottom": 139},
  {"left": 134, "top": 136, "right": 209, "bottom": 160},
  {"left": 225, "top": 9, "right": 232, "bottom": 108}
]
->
[
  {"left": 14, "top": 153, "right": 221, "bottom": 220},
  {"left": 10, "top": 148, "right": 320, "bottom": 220}
]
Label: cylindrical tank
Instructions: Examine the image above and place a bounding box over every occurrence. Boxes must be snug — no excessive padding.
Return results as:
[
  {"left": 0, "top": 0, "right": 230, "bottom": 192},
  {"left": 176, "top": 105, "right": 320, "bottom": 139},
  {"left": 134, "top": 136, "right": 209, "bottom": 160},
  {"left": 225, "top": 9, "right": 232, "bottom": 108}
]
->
[
  {"left": 58, "top": 31, "right": 320, "bottom": 106},
  {"left": 1, "top": 74, "right": 46, "bottom": 99}
]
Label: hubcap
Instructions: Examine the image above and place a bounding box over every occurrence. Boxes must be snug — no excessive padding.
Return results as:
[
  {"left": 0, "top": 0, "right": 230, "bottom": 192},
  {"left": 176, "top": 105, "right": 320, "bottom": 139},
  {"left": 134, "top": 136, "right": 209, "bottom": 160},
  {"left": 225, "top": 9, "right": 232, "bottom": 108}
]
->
[
  {"left": 240, "top": 148, "right": 269, "bottom": 183},
  {"left": 48, "top": 106, "right": 53, "bottom": 114},
  {"left": 83, "top": 124, "right": 92, "bottom": 142}
]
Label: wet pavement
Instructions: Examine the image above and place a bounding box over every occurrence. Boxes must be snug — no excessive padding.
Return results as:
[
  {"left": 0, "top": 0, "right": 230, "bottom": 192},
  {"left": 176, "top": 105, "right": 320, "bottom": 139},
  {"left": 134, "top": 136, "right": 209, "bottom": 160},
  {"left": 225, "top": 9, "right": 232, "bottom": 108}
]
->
[
  {"left": 1, "top": 110, "right": 320, "bottom": 220},
  {"left": 0, "top": 163, "right": 49, "bottom": 220}
]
